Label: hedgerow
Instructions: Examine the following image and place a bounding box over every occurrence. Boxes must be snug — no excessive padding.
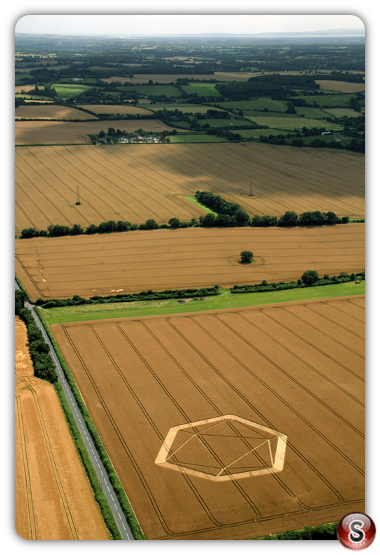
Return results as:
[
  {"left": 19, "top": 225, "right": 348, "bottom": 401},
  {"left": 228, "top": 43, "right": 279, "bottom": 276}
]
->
[
  {"left": 253, "top": 522, "right": 338, "bottom": 540},
  {"left": 230, "top": 271, "right": 364, "bottom": 294},
  {"left": 35, "top": 285, "right": 220, "bottom": 309}
]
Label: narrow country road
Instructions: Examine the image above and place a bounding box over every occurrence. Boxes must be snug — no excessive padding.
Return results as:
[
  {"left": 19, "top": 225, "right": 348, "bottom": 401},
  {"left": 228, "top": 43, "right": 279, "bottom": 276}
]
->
[{"left": 15, "top": 281, "right": 135, "bottom": 540}]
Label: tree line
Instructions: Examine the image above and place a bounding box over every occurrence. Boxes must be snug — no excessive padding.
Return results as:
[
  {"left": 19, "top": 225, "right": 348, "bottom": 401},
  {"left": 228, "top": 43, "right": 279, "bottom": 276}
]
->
[
  {"left": 230, "top": 270, "right": 364, "bottom": 294},
  {"left": 194, "top": 191, "right": 350, "bottom": 227},
  {"left": 15, "top": 290, "right": 58, "bottom": 383},
  {"left": 33, "top": 269, "right": 364, "bottom": 310},
  {"left": 35, "top": 285, "right": 221, "bottom": 309},
  {"left": 19, "top": 189, "right": 355, "bottom": 240}
]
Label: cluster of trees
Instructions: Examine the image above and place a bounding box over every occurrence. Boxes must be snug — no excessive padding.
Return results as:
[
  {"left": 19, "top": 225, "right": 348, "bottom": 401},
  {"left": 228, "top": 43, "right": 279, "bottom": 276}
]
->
[
  {"left": 25, "top": 83, "right": 58, "bottom": 99},
  {"left": 35, "top": 285, "right": 220, "bottom": 309},
  {"left": 16, "top": 292, "right": 58, "bottom": 383},
  {"left": 195, "top": 191, "right": 250, "bottom": 224},
  {"left": 259, "top": 133, "right": 365, "bottom": 153},
  {"left": 195, "top": 192, "right": 349, "bottom": 228},
  {"left": 216, "top": 74, "right": 319, "bottom": 101},
  {"left": 231, "top": 270, "right": 364, "bottom": 294}
]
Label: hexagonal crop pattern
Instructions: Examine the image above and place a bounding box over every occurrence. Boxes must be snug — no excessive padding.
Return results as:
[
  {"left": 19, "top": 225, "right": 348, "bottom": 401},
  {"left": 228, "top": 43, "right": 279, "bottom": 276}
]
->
[{"left": 155, "top": 414, "right": 287, "bottom": 482}]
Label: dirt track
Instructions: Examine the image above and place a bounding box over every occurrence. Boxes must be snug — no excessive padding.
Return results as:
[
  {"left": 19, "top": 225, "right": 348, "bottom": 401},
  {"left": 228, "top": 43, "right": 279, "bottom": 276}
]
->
[
  {"left": 51, "top": 295, "right": 365, "bottom": 539},
  {"left": 15, "top": 316, "right": 109, "bottom": 540},
  {"left": 15, "top": 225, "right": 365, "bottom": 301}
]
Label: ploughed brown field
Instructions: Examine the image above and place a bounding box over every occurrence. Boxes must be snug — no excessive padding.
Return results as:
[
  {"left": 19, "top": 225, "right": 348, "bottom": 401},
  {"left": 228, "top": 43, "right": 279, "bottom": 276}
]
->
[
  {"left": 15, "top": 143, "right": 364, "bottom": 235},
  {"left": 15, "top": 225, "right": 365, "bottom": 301},
  {"left": 51, "top": 296, "right": 365, "bottom": 539},
  {"left": 315, "top": 80, "right": 365, "bottom": 93},
  {"left": 77, "top": 104, "right": 153, "bottom": 116},
  {"left": 15, "top": 317, "right": 109, "bottom": 540}
]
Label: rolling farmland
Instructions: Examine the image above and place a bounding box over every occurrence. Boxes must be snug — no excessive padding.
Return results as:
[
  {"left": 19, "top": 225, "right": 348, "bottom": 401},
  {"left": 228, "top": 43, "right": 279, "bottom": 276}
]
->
[
  {"left": 15, "top": 143, "right": 365, "bottom": 235},
  {"left": 51, "top": 296, "right": 365, "bottom": 540},
  {"left": 14, "top": 31, "right": 366, "bottom": 542},
  {"left": 15, "top": 225, "right": 365, "bottom": 301}
]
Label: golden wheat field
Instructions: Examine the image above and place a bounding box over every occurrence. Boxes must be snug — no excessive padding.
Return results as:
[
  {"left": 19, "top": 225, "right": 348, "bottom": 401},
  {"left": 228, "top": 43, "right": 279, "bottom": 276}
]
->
[
  {"left": 15, "top": 225, "right": 364, "bottom": 301},
  {"left": 51, "top": 295, "right": 365, "bottom": 539},
  {"left": 15, "top": 143, "right": 364, "bottom": 235}
]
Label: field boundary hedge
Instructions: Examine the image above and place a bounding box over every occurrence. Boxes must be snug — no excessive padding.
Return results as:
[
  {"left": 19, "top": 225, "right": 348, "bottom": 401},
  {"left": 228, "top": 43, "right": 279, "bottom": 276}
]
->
[
  {"left": 253, "top": 522, "right": 338, "bottom": 540},
  {"left": 231, "top": 271, "right": 365, "bottom": 294},
  {"left": 31, "top": 270, "right": 365, "bottom": 310},
  {"left": 35, "top": 285, "right": 221, "bottom": 309}
]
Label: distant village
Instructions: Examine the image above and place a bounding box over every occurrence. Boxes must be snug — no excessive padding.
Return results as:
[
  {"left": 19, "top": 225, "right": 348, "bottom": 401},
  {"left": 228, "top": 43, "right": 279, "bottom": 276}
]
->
[
  {"left": 91, "top": 129, "right": 172, "bottom": 145},
  {"left": 117, "top": 135, "right": 163, "bottom": 144}
]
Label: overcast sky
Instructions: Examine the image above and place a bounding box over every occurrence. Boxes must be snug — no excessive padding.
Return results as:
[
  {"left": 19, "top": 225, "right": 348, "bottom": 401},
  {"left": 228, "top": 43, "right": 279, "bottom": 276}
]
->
[{"left": 15, "top": 14, "right": 364, "bottom": 36}]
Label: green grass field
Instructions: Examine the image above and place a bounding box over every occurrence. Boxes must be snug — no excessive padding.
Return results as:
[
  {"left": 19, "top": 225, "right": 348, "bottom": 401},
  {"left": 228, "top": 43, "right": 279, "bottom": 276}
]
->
[
  {"left": 198, "top": 117, "right": 256, "bottom": 128},
  {"left": 147, "top": 103, "right": 225, "bottom": 114},
  {"left": 42, "top": 281, "right": 364, "bottom": 325},
  {"left": 230, "top": 128, "right": 296, "bottom": 139},
  {"left": 181, "top": 83, "right": 221, "bottom": 97},
  {"left": 212, "top": 99, "right": 288, "bottom": 112},
  {"left": 168, "top": 134, "right": 228, "bottom": 143},
  {"left": 184, "top": 195, "right": 218, "bottom": 214},
  {"left": 294, "top": 107, "right": 332, "bottom": 118},
  {"left": 290, "top": 94, "right": 357, "bottom": 108},
  {"left": 120, "top": 84, "right": 183, "bottom": 97},
  {"left": 322, "top": 108, "right": 362, "bottom": 118},
  {"left": 247, "top": 116, "right": 343, "bottom": 131},
  {"left": 52, "top": 83, "right": 93, "bottom": 98}
]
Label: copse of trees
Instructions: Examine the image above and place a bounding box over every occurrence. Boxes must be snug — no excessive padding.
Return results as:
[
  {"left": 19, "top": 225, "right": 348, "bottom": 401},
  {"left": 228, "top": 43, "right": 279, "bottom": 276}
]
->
[
  {"left": 195, "top": 192, "right": 350, "bottom": 228},
  {"left": 215, "top": 74, "right": 319, "bottom": 101},
  {"left": 195, "top": 191, "right": 250, "bottom": 225}
]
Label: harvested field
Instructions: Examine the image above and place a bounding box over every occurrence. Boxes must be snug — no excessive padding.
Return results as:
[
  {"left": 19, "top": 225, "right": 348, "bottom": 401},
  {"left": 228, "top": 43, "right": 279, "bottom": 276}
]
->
[
  {"left": 15, "top": 317, "right": 109, "bottom": 540},
  {"left": 51, "top": 295, "right": 365, "bottom": 539},
  {"left": 15, "top": 143, "right": 365, "bottom": 235},
  {"left": 15, "top": 225, "right": 365, "bottom": 301},
  {"left": 315, "top": 80, "right": 365, "bottom": 93},
  {"left": 15, "top": 105, "right": 98, "bottom": 121},
  {"left": 15, "top": 119, "right": 183, "bottom": 145}
]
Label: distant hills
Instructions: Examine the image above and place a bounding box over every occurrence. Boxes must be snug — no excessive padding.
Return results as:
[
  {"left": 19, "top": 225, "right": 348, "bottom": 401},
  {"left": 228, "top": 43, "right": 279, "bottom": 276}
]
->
[{"left": 15, "top": 28, "right": 365, "bottom": 39}]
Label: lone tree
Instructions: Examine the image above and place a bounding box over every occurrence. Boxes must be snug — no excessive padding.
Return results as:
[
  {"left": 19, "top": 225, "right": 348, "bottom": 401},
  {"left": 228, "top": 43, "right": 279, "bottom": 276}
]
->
[
  {"left": 301, "top": 270, "right": 319, "bottom": 285},
  {"left": 240, "top": 250, "right": 254, "bottom": 264}
]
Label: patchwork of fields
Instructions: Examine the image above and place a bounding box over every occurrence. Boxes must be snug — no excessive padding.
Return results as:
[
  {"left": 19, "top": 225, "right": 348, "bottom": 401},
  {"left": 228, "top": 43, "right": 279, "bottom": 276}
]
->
[
  {"left": 15, "top": 33, "right": 366, "bottom": 542},
  {"left": 15, "top": 143, "right": 365, "bottom": 234},
  {"left": 51, "top": 296, "right": 365, "bottom": 539},
  {"left": 15, "top": 225, "right": 365, "bottom": 301}
]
